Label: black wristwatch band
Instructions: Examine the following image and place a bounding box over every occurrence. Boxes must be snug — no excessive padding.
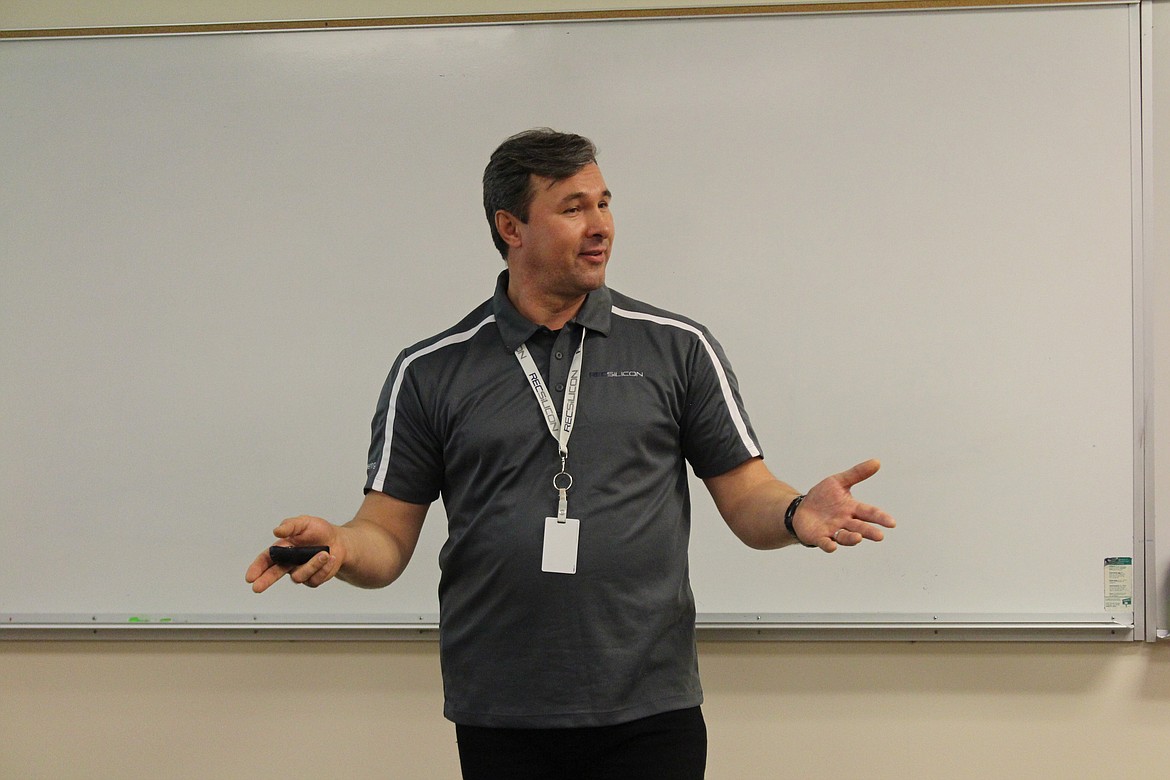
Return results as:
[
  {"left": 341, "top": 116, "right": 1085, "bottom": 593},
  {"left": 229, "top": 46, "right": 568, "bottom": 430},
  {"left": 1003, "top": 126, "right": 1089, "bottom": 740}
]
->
[{"left": 784, "top": 494, "right": 815, "bottom": 548}]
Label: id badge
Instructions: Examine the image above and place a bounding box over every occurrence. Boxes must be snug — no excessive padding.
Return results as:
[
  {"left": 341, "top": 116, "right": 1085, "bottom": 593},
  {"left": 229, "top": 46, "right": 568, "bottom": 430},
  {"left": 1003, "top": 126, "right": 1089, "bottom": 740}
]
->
[{"left": 542, "top": 517, "right": 580, "bottom": 574}]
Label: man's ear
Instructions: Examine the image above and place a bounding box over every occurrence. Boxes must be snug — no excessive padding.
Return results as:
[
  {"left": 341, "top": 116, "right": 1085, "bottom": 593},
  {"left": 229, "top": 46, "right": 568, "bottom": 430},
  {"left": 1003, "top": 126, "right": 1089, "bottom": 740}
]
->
[{"left": 495, "top": 210, "right": 524, "bottom": 250}]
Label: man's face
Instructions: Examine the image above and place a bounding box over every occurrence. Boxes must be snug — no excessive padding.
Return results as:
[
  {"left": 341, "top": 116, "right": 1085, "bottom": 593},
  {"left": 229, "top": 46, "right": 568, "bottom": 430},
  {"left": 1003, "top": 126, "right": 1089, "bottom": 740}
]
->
[{"left": 507, "top": 163, "right": 614, "bottom": 301}]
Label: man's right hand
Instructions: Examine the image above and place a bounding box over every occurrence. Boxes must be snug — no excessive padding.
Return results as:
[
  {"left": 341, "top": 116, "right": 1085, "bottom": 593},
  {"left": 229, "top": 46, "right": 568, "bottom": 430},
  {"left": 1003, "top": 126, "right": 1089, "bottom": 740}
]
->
[
  {"left": 245, "top": 515, "right": 344, "bottom": 593},
  {"left": 245, "top": 492, "right": 431, "bottom": 594}
]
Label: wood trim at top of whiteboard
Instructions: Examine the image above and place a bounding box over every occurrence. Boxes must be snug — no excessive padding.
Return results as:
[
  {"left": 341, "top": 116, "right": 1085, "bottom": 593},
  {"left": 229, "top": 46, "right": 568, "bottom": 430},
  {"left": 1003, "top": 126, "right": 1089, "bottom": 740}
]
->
[{"left": 0, "top": 0, "right": 1136, "bottom": 39}]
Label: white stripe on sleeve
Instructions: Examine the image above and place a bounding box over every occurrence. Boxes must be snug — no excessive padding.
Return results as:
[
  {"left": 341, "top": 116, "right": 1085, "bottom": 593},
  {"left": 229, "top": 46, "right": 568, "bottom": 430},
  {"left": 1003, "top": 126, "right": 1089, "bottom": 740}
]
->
[
  {"left": 370, "top": 315, "right": 496, "bottom": 493},
  {"left": 611, "top": 306, "right": 760, "bottom": 458}
]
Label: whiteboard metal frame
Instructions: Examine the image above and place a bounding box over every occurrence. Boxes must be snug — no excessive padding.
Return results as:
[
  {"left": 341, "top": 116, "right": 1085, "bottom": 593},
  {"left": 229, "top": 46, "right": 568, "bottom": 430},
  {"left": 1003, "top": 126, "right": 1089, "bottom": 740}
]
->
[
  {"left": 0, "top": 613, "right": 1134, "bottom": 641},
  {"left": 1138, "top": 0, "right": 1159, "bottom": 642},
  {"left": 0, "top": 1, "right": 1142, "bottom": 40}
]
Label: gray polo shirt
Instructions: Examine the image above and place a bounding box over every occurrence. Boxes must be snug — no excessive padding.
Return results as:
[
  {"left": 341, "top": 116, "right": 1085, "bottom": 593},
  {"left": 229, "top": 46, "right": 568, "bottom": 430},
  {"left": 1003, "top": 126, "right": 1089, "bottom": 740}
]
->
[{"left": 366, "top": 271, "right": 761, "bottom": 728}]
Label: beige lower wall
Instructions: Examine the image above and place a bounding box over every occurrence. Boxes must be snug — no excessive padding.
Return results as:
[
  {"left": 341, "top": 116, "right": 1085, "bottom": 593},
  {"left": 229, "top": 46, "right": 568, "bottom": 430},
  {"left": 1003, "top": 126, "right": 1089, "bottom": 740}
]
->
[
  {"left": 3, "top": 2, "right": 1169, "bottom": 778},
  {"left": 3, "top": 640, "right": 1170, "bottom": 778}
]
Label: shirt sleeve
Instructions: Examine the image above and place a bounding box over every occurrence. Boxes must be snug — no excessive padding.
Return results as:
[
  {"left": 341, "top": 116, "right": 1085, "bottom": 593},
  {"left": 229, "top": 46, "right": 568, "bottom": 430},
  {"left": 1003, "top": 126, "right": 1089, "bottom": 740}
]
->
[
  {"left": 678, "top": 325, "right": 763, "bottom": 479},
  {"left": 364, "top": 349, "right": 444, "bottom": 504}
]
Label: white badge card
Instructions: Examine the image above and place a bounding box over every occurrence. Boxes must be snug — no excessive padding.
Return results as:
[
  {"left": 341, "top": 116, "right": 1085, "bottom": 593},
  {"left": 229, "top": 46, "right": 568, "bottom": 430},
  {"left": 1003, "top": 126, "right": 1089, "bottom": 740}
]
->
[{"left": 542, "top": 517, "right": 581, "bottom": 574}]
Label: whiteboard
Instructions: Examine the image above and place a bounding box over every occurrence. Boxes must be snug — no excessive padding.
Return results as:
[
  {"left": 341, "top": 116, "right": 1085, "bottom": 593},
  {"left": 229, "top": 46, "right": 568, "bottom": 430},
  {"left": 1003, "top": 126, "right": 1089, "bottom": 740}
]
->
[{"left": 0, "top": 5, "right": 1142, "bottom": 636}]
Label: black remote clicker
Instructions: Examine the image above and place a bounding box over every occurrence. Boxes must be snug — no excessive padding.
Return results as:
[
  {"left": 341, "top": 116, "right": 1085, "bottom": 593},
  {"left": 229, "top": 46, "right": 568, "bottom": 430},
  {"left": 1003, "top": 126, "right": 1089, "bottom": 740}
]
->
[{"left": 269, "top": 545, "right": 329, "bottom": 566}]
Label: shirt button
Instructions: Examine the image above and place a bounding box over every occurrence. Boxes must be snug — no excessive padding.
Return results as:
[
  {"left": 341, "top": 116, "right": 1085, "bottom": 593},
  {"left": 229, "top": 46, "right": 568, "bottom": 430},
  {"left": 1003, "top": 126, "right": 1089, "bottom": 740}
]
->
[
  {"left": 556, "top": 383, "right": 565, "bottom": 392},
  {"left": 555, "top": 351, "right": 564, "bottom": 360}
]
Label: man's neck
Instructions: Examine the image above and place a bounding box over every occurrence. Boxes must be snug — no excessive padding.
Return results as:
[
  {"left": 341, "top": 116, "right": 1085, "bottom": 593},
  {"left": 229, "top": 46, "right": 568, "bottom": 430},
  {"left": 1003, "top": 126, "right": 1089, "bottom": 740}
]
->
[{"left": 506, "top": 278, "right": 586, "bottom": 331}]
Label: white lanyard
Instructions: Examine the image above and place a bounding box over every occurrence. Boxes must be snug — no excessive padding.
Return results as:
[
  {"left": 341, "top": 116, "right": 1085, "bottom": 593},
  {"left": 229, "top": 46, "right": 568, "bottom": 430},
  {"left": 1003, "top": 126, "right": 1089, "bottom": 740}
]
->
[{"left": 514, "top": 331, "right": 585, "bottom": 520}]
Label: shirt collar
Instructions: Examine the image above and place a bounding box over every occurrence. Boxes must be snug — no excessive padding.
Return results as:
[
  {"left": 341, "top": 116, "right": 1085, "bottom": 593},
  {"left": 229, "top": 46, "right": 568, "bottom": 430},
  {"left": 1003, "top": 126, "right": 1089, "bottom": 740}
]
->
[{"left": 492, "top": 270, "right": 613, "bottom": 352}]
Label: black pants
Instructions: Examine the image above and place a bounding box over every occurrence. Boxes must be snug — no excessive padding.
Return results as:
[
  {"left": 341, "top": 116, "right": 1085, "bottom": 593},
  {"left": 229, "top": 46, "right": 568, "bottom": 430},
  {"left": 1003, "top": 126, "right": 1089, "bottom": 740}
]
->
[{"left": 455, "top": 706, "right": 707, "bottom": 780}]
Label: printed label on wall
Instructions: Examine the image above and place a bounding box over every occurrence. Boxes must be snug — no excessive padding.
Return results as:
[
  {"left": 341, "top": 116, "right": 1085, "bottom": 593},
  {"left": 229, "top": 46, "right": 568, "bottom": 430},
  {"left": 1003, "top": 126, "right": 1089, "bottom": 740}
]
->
[{"left": 1103, "top": 557, "right": 1133, "bottom": 610}]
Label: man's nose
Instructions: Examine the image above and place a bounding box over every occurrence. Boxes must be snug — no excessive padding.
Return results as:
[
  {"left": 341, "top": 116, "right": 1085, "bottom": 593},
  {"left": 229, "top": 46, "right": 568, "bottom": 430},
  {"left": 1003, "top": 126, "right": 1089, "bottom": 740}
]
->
[{"left": 588, "top": 208, "right": 613, "bottom": 238}]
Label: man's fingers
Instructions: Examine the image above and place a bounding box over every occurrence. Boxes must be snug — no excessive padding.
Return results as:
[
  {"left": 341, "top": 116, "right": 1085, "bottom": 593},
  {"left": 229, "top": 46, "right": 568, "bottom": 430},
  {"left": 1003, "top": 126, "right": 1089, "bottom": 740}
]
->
[
  {"left": 304, "top": 553, "right": 339, "bottom": 588},
  {"left": 819, "top": 528, "right": 865, "bottom": 552},
  {"left": 853, "top": 524, "right": 884, "bottom": 542},
  {"left": 835, "top": 528, "right": 865, "bottom": 546},
  {"left": 837, "top": 458, "right": 881, "bottom": 488},
  {"left": 287, "top": 550, "right": 332, "bottom": 587},
  {"left": 855, "top": 501, "right": 896, "bottom": 529},
  {"left": 272, "top": 517, "right": 309, "bottom": 540},
  {"left": 244, "top": 552, "right": 269, "bottom": 583},
  {"left": 245, "top": 548, "right": 282, "bottom": 585},
  {"left": 248, "top": 562, "right": 289, "bottom": 594},
  {"left": 251, "top": 554, "right": 332, "bottom": 593}
]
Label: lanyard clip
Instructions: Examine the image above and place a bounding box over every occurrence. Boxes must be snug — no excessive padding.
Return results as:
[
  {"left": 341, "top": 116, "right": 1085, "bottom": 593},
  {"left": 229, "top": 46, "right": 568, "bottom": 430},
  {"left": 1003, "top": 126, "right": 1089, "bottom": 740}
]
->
[{"left": 552, "top": 468, "right": 573, "bottom": 522}]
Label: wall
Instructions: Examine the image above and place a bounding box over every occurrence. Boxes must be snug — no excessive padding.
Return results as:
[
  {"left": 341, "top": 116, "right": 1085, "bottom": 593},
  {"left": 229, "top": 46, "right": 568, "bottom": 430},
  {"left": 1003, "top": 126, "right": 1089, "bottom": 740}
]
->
[{"left": 2, "top": 2, "right": 1168, "bottom": 778}]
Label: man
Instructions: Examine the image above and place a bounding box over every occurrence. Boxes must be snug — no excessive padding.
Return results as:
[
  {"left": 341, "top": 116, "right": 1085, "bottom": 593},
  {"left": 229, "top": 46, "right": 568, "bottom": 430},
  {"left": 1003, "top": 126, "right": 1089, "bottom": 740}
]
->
[{"left": 246, "top": 128, "right": 895, "bottom": 779}]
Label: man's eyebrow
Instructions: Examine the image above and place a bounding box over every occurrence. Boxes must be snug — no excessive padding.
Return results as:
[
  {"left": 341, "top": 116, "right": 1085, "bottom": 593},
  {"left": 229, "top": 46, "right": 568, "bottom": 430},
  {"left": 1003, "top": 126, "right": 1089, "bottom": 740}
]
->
[{"left": 556, "top": 189, "right": 613, "bottom": 205}]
